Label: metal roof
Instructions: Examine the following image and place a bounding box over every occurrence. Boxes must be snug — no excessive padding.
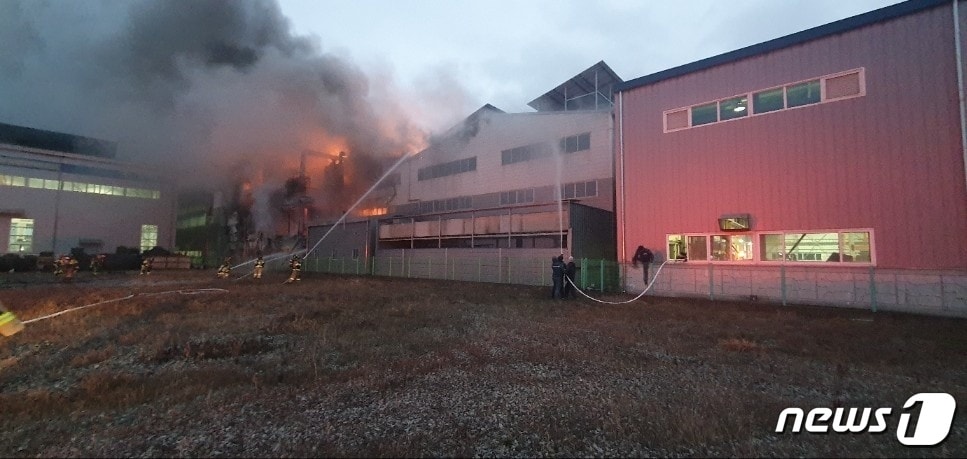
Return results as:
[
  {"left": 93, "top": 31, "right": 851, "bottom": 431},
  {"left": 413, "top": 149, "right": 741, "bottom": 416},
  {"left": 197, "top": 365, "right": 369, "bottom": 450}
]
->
[
  {"left": 528, "top": 61, "right": 623, "bottom": 112},
  {"left": 615, "top": 0, "right": 950, "bottom": 93}
]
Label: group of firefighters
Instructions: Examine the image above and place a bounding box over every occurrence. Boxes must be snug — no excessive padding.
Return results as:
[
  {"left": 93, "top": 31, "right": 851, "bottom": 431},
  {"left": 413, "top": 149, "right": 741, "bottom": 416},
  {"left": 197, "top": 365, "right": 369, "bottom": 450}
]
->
[
  {"left": 215, "top": 254, "right": 301, "bottom": 283},
  {"left": 48, "top": 253, "right": 303, "bottom": 283}
]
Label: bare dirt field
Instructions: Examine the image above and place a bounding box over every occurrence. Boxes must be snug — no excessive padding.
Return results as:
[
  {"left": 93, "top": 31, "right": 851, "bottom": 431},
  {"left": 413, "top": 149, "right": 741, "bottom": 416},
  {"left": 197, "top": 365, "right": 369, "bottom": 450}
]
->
[{"left": 1, "top": 270, "right": 965, "bottom": 457}]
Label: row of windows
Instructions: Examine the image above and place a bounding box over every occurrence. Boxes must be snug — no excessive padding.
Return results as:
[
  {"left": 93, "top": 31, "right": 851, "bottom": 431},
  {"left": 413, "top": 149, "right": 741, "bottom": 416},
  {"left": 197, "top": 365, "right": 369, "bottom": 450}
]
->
[
  {"left": 664, "top": 68, "right": 865, "bottom": 132},
  {"left": 417, "top": 196, "right": 473, "bottom": 214},
  {"left": 562, "top": 180, "right": 598, "bottom": 200},
  {"left": 0, "top": 174, "right": 161, "bottom": 199},
  {"left": 417, "top": 157, "right": 476, "bottom": 181},
  {"left": 501, "top": 132, "right": 592, "bottom": 166},
  {"left": 500, "top": 188, "right": 535, "bottom": 205},
  {"left": 665, "top": 230, "right": 872, "bottom": 264}
]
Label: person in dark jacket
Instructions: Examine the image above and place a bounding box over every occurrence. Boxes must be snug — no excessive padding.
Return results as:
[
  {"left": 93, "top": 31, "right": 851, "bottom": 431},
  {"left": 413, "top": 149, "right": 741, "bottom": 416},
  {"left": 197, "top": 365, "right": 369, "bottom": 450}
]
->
[
  {"left": 551, "top": 255, "right": 565, "bottom": 299},
  {"left": 563, "top": 256, "right": 578, "bottom": 299},
  {"left": 632, "top": 245, "right": 655, "bottom": 285}
]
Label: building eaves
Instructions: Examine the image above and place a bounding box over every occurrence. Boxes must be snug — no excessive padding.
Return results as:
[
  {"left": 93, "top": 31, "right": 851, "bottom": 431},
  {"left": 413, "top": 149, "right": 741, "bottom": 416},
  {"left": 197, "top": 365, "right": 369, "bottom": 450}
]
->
[{"left": 615, "top": 0, "right": 949, "bottom": 93}]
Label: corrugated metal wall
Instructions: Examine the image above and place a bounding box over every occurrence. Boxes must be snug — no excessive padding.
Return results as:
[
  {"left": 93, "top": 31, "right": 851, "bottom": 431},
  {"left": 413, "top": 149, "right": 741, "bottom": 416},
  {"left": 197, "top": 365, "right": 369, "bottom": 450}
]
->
[{"left": 617, "top": 4, "right": 967, "bottom": 270}]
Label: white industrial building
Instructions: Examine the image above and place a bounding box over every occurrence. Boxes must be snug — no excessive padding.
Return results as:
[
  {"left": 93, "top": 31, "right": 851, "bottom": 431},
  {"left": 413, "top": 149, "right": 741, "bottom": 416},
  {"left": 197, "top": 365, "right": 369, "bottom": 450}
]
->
[
  {"left": 308, "top": 62, "right": 622, "bottom": 285},
  {"left": 0, "top": 122, "right": 175, "bottom": 257}
]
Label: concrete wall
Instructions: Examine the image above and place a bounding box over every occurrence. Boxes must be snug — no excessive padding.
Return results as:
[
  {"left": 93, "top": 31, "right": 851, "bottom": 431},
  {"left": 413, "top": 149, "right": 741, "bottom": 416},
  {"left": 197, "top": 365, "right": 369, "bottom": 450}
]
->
[{"left": 623, "top": 262, "right": 967, "bottom": 317}]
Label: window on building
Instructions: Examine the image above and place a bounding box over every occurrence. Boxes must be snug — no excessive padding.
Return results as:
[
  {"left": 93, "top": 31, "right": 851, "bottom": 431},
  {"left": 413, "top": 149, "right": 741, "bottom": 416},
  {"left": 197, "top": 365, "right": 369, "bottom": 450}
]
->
[
  {"left": 824, "top": 70, "right": 864, "bottom": 100},
  {"left": 502, "top": 143, "right": 552, "bottom": 165},
  {"left": 667, "top": 234, "right": 687, "bottom": 260},
  {"left": 758, "top": 230, "right": 872, "bottom": 263},
  {"left": 759, "top": 233, "right": 784, "bottom": 261},
  {"left": 418, "top": 157, "right": 476, "bottom": 180},
  {"left": 140, "top": 224, "right": 158, "bottom": 253},
  {"left": 719, "top": 96, "right": 748, "bottom": 121},
  {"left": 753, "top": 87, "right": 785, "bottom": 114},
  {"left": 786, "top": 80, "right": 821, "bottom": 108},
  {"left": 8, "top": 218, "right": 34, "bottom": 253},
  {"left": 562, "top": 180, "right": 597, "bottom": 199},
  {"left": 687, "top": 235, "right": 708, "bottom": 261},
  {"left": 664, "top": 109, "right": 689, "bottom": 131},
  {"left": 710, "top": 234, "right": 754, "bottom": 261},
  {"left": 691, "top": 103, "right": 718, "bottom": 126},
  {"left": 559, "top": 132, "right": 591, "bottom": 153},
  {"left": 500, "top": 188, "right": 535, "bottom": 205}
]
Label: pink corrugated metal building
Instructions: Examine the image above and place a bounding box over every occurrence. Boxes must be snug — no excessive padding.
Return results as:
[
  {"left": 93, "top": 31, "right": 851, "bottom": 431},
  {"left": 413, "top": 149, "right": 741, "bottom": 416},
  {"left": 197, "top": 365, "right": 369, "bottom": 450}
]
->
[{"left": 614, "top": 0, "right": 967, "bottom": 315}]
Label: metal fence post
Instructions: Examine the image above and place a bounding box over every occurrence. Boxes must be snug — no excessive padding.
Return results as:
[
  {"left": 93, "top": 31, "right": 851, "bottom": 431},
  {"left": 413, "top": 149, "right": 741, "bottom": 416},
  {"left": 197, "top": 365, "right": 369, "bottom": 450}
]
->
[
  {"left": 541, "top": 257, "right": 546, "bottom": 285},
  {"left": 599, "top": 259, "right": 605, "bottom": 292},
  {"left": 781, "top": 264, "right": 787, "bottom": 306},
  {"left": 869, "top": 266, "right": 877, "bottom": 313},
  {"left": 709, "top": 263, "right": 715, "bottom": 301},
  {"left": 478, "top": 258, "right": 482, "bottom": 282}
]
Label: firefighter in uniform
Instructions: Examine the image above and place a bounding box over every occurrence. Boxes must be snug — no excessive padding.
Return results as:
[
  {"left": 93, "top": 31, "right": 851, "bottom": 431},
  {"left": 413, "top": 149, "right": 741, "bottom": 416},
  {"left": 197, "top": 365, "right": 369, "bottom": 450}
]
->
[
  {"left": 53, "top": 255, "right": 65, "bottom": 277},
  {"left": 140, "top": 257, "right": 153, "bottom": 275},
  {"left": 253, "top": 255, "right": 265, "bottom": 279},
  {"left": 90, "top": 254, "right": 106, "bottom": 275},
  {"left": 62, "top": 256, "right": 78, "bottom": 281},
  {"left": 217, "top": 257, "right": 232, "bottom": 279},
  {"left": 285, "top": 255, "right": 302, "bottom": 283}
]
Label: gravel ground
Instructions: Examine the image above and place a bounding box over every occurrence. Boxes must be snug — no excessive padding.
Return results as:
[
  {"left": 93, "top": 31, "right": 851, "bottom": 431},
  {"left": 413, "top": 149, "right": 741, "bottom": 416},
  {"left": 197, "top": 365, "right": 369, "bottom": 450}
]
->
[{"left": 1, "top": 270, "right": 965, "bottom": 457}]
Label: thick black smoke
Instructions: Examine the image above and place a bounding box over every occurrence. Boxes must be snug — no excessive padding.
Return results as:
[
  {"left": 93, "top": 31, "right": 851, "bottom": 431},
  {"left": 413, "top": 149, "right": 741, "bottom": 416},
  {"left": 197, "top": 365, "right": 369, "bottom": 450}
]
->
[{"left": 0, "top": 0, "right": 434, "bottom": 231}]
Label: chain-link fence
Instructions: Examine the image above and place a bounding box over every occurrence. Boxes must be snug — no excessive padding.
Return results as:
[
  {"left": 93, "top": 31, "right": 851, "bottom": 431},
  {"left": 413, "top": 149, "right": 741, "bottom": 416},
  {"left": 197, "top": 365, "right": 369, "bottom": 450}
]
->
[{"left": 299, "top": 249, "right": 967, "bottom": 317}]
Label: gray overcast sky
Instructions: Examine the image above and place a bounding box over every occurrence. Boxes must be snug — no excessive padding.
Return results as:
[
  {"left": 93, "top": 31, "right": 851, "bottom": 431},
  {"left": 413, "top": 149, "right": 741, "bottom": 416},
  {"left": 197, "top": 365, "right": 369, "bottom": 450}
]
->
[{"left": 277, "top": 0, "right": 903, "bottom": 114}]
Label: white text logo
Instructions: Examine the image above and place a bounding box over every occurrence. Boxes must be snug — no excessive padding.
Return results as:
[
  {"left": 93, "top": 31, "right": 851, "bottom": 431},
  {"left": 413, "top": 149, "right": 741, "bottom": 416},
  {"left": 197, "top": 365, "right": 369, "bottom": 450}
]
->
[{"left": 775, "top": 392, "right": 956, "bottom": 446}]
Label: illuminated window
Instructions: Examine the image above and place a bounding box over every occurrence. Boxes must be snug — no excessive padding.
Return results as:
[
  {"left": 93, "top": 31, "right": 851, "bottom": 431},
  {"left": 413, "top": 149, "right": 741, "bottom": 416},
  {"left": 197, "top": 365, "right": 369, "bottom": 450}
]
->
[
  {"left": 667, "top": 235, "right": 687, "bottom": 260},
  {"left": 719, "top": 96, "right": 748, "bottom": 121},
  {"left": 758, "top": 230, "right": 873, "bottom": 263},
  {"left": 8, "top": 218, "right": 34, "bottom": 253},
  {"left": 0, "top": 175, "right": 26, "bottom": 187},
  {"left": 359, "top": 207, "right": 387, "bottom": 217},
  {"left": 710, "top": 234, "right": 753, "bottom": 261},
  {"left": 140, "top": 224, "right": 158, "bottom": 253}
]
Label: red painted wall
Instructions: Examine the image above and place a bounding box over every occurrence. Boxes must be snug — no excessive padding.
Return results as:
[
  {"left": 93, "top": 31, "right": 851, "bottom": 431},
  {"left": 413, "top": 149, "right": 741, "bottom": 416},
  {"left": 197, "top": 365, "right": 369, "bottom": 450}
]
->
[{"left": 617, "top": 4, "right": 967, "bottom": 270}]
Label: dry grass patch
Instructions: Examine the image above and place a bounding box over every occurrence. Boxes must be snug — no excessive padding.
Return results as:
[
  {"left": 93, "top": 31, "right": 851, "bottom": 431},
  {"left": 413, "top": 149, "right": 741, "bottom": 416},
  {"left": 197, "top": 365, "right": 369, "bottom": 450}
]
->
[{"left": 0, "top": 271, "right": 965, "bottom": 458}]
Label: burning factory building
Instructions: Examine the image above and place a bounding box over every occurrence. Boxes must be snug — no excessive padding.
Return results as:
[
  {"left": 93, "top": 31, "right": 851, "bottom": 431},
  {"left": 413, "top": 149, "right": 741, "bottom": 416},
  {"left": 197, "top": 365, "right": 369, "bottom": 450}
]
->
[{"left": 0, "top": 1, "right": 431, "bottom": 267}]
